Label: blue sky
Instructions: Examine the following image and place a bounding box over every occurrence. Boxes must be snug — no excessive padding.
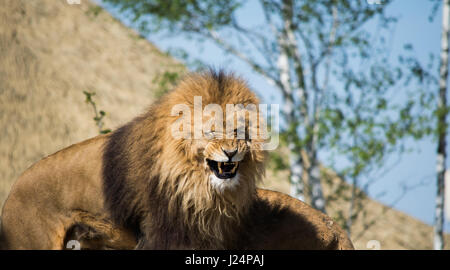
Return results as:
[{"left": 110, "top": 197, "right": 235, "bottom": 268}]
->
[{"left": 101, "top": 0, "right": 448, "bottom": 230}]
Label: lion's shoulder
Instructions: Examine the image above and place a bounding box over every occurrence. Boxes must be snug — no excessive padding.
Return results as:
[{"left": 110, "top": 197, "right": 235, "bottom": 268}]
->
[{"left": 243, "top": 189, "right": 354, "bottom": 250}]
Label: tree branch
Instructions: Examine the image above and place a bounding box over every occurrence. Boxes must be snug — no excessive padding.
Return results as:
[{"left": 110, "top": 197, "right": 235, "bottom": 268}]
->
[{"left": 204, "top": 29, "right": 284, "bottom": 92}]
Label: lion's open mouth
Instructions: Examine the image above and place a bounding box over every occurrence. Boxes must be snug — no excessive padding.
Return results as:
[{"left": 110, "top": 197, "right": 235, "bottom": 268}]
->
[{"left": 206, "top": 159, "right": 239, "bottom": 179}]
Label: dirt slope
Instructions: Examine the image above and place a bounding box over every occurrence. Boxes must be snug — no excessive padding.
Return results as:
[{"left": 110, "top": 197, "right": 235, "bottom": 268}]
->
[{"left": 0, "top": 0, "right": 183, "bottom": 205}]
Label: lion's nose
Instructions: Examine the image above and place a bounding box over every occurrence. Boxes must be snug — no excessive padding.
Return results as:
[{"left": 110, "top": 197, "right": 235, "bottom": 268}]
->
[{"left": 222, "top": 148, "right": 237, "bottom": 161}]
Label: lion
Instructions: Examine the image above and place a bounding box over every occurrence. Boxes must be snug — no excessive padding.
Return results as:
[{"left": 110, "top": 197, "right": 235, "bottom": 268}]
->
[{"left": 0, "top": 70, "right": 353, "bottom": 250}]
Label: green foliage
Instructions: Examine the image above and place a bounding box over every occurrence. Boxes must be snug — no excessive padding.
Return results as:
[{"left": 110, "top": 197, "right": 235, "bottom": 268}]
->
[
  {"left": 152, "top": 71, "right": 181, "bottom": 98},
  {"left": 83, "top": 91, "right": 111, "bottom": 134},
  {"left": 103, "top": 0, "right": 241, "bottom": 34},
  {"left": 86, "top": 5, "right": 103, "bottom": 18},
  {"left": 268, "top": 151, "right": 289, "bottom": 172}
]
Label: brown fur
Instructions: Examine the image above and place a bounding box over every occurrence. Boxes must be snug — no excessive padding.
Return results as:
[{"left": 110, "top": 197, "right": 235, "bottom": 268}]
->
[
  {"left": 102, "top": 70, "right": 265, "bottom": 249},
  {"left": 0, "top": 70, "right": 353, "bottom": 250}
]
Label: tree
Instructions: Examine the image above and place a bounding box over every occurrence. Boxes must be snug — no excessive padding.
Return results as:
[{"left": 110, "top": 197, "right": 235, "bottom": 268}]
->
[
  {"left": 102, "top": 0, "right": 433, "bottom": 221},
  {"left": 434, "top": 0, "right": 450, "bottom": 251}
]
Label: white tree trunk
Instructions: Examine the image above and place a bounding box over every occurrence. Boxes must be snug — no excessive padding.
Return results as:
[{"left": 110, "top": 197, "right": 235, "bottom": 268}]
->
[
  {"left": 274, "top": 1, "right": 308, "bottom": 202},
  {"left": 435, "top": 0, "right": 450, "bottom": 251},
  {"left": 346, "top": 174, "right": 358, "bottom": 236},
  {"left": 446, "top": 170, "right": 450, "bottom": 219},
  {"left": 276, "top": 24, "right": 306, "bottom": 202},
  {"left": 289, "top": 148, "right": 305, "bottom": 202},
  {"left": 308, "top": 159, "right": 326, "bottom": 213}
]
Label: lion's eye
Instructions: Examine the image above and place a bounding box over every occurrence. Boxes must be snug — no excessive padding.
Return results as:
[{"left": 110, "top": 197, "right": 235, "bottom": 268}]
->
[{"left": 204, "top": 131, "right": 216, "bottom": 138}]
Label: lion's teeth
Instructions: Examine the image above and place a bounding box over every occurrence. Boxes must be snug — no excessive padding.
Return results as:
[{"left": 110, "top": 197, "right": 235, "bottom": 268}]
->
[
  {"left": 215, "top": 161, "right": 239, "bottom": 174},
  {"left": 231, "top": 163, "right": 237, "bottom": 173},
  {"left": 218, "top": 162, "right": 223, "bottom": 174}
]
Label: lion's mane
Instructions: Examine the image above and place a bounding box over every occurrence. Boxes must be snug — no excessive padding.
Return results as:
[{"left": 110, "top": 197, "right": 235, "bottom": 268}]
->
[{"left": 102, "top": 70, "right": 266, "bottom": 249}]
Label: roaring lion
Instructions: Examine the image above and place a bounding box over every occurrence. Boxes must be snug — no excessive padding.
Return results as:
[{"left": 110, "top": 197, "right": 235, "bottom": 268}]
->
[{"left": 0, "top": 70, "right": 353, "bottom": 250}]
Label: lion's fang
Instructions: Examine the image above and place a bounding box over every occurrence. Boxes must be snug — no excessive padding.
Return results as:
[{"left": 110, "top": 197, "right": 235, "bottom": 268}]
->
[
  {"left": 217, "top": 162, "right": 239, "bottom": 174},
  {"left": 231, "top": 163, "right": 237, "bottom": 173}
]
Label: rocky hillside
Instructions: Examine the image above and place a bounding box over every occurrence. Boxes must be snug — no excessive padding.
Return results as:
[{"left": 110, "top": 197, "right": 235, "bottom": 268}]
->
[{"left": 0, "top": 0, "right": 447, "bottom": 250}]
